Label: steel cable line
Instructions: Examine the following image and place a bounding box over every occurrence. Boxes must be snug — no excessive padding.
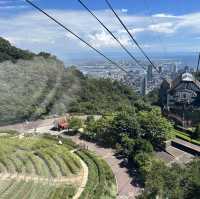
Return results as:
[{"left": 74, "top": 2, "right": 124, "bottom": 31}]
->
[
  {"left": 25, "top": 0, "right": 129, "bottom": 75},
  {"left": 78, "top": 0, "right": 146, "bottom": 70},
  {"left": 105, "top": 0, "right": 164, "bottom": 77}
]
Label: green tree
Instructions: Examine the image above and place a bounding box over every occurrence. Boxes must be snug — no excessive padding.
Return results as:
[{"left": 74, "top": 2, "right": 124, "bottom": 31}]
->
[
  {"left": 182, "top": 159, "right": 200, "bottom": 199},
  {"left": 138, "top": 159, "right": 200, "bottom": 199},
  {"left": 138, "top": 108, "right": 173, "bottom": 149},
  {"left": 192, "top": 124, "right": 200, "bottom": 140},
  {"left": 38, "top": 52, "right": 51, "bottom": 58},
  {"left": 145, "top": 88, "right": 160, "bottom": 105},
  {"left": 0, "top": 37, "right": 34, "bottom": 63},
  {"left": 121, "top": 134, "right": 135, "bottom": 158},
  {"left": 111, "top": 111, "right": 141, "bottom": 140},
  {"left": 83, "top": 116, "right": 97, "bottom": 141},
  {"left": 134, "top": 152, "right": 154, "bottom": 182},
  {"left": 94, "top": 114, "right": 115, "bottom": 146},
  {"left": 121, "top": 135, "right": 153, "bottom": 162},
  {"left": 69, "top": 117, "right": 82, "bottom": 132}
]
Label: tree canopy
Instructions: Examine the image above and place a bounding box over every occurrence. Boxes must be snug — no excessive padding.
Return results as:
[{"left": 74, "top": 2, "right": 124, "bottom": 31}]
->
[
  {"left": 138, "top": 159, "right": 200, "bottom": 199},
  {"left": 0, "top": 37, "right": 34, "bottom": 63}
]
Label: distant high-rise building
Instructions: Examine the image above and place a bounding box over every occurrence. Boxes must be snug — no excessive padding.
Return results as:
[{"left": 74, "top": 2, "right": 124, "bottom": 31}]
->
[
  {"left": 171, "top": 64, "right": 177, "bottom": 79},
  {"left": 147, "top": 65, "right": 153, "bottom": 82},
  {"left": 141, "top": 75, "right": 147, "bottom": 96},
  {"left": 184, "top": 66, "right": 189, "bottom": 72},
  {"left": 158, "top": 66, "right": 162, "bottom": 73},
  {"left": 171, "top": 64, "right": 177, "bottom": 73}
]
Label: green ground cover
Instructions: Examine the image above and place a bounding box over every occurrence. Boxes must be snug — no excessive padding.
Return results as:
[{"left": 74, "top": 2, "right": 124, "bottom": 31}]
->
[
  {"left": 0, "top": 132, "right": 117, "bottom": 199},
  {"left": 174, "top": 130, "right": 200, "bottom": 146},
  {"left": 0, "top": 134, "right": 80, "bottom": 199},
  {"left": 76, "top": 150, "right": 117, "bottom": 199}
]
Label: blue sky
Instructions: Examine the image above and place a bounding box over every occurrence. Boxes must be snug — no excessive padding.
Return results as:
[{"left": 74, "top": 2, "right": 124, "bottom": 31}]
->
[{"left": 0, "top": 0, "right": 200, "bottom": 62}]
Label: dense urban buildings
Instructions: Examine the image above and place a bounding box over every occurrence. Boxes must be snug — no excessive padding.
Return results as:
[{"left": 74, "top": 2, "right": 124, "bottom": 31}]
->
[{"left": 74, "top": 58, "right": 187, "bottom": 95}]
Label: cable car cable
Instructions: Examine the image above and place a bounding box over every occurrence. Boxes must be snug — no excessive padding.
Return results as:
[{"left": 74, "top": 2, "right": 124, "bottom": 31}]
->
[
  {"left": 105, "top": 0, "right": 165, "bottom": 79},
  {"left": 25, "top": 0, "right": 129, "bottom": 75},
  {"left": 78, "top": 0, "right": 146, "bottom": 70}
]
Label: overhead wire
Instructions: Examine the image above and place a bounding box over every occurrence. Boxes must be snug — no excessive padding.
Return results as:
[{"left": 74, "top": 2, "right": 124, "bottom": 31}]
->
[
  {"left": 25, "top": 0, "right": 129, "bottom": 75},
  {"left": 105, "top": 0, "right": 166, "bottom": 80},
  {"left": 78, "top": 0, "right": 146, "bottom": 70}
]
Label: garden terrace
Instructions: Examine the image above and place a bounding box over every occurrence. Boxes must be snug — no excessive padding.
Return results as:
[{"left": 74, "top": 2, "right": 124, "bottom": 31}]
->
[{"left": 0, "top": 132, "right": 117, "bottom": 199}]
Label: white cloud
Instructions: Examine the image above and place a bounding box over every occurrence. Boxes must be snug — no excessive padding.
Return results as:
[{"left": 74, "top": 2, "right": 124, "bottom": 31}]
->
[
  {"left": 0, "top": 9, "right": 200, "bottom": 60},
  {"left": 0, "top": 5, "right": 27, "bottom": 9},
  {"left": 121, "top": 8, "right": 128, "bottom": 13},
  {"left": 148, "top": 22, "right": 175, "bottom": 34},
  {"left": 0, "top": 0, "right": 28, "bottom": 9},
  {"left": 88, "top": 30, "right": 131, "bottom": 48},
  {"left": 152, "top": 13, "right": 178, "bottom": 18}
]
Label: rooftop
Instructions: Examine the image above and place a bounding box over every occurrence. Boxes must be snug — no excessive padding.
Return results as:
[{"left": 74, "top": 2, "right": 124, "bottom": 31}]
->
[
  {"left": 169, "top": 72, "right": 200, "bottom": 90},
  {"left": 181, "top": 72, "right": 194, "bottom": 82}
]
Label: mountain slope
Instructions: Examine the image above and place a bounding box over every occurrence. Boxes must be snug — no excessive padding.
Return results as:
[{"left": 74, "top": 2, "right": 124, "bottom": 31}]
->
[{"left": 0, "top": 37, "right": 140, "bottom": 125}]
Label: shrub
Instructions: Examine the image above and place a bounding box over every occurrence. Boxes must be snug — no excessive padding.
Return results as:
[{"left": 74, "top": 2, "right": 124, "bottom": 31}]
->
[
  {"left": 192, "top": 124, "right": 200, "bottom": 140},
  {"left": 69, "top": 117, "right": 82, "bottom": 131}
]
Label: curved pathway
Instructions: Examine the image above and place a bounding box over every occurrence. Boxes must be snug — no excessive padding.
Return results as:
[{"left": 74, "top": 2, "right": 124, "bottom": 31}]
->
[
  {"left": 71, "top": 149, "right": 88, "bottom": 199},
  {"left": 0, "top": 118, "right": 140, "bottom": 199},
  {"left": 0, "top": 148, "right": 89, "bottom": 199},
  {"left": 64, "top": 135, "right": 140, "bottom": 199}
]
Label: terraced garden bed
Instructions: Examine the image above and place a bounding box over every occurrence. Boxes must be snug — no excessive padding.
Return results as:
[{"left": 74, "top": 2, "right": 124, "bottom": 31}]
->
[
  {"left": 0, "top": 134, "right": 80, "bottom": 199},
  {"left": 0, "top": 132, "right": 117, "bottom": 199},
  {"left": 76, "top": 150, "right": 117, "bottom": 199}
]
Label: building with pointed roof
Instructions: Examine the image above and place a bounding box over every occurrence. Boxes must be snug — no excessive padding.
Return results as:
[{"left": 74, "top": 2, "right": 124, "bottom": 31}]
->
[{"left": 160, "top": 72, "right": 200, "bottom": 126}]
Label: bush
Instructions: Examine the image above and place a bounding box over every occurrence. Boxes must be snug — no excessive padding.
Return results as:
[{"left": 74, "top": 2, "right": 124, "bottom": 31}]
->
[
  {"left": 174, "top": 130, "right": 200, "bottom": 146},
  {"left": 138, "top": 108, "right": 174, "bottom": 149},
  {"left": 69, "top": 117, "right": 83, "bottom": 132},
  {"left": 192, "top": 124, "right": 200, "bottom": 140}
]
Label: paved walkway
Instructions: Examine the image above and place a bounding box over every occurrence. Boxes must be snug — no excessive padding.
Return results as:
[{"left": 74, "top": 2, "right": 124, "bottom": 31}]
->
[
  {"left": 71, "top": 149, "right": 88, "bottom": 199},
  {"left": 64, "top": 135, "right": 140, "bottom": 199}
]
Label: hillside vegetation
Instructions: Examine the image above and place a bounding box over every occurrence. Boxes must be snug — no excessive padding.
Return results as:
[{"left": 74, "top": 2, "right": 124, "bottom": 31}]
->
[
  {"left": 0, "top": 37, "right": 34, "bottom": 63},
  {"left": 0, "top": 57, "right": 79, "bottom": 125},
  {"left": 0, "top": 37, "right": 141, "bottom": 125}
]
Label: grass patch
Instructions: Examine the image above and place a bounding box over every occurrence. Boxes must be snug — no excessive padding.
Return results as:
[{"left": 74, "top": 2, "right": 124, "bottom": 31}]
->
[
  {"left": 174, "top": 130, "right": 200, "bottom": 146},
  {"left": 0, "top": 133, "right": 80, "bottom": 199}
]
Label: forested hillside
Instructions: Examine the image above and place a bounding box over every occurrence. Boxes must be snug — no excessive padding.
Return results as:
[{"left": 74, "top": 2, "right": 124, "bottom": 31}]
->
[
  {"left": 0, "top": 37, "right": 34, "bottom": 63},
  {"left": 69, "top": 76, "right": 141, "bottom": 114},
  {"left": 0, "top": 37, "right": 142, "bottom": 125}
]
